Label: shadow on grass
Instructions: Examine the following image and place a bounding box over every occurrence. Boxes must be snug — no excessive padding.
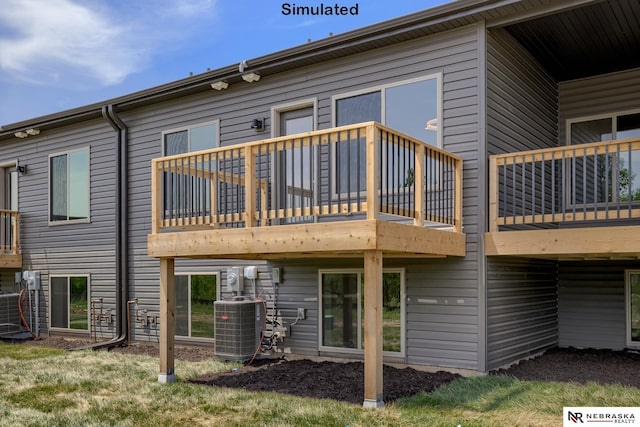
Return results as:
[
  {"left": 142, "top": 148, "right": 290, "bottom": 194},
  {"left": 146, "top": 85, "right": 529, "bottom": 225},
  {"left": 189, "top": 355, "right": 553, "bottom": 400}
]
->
[{"left": 396, "top": 375, "right": 533, "bottom": 412}]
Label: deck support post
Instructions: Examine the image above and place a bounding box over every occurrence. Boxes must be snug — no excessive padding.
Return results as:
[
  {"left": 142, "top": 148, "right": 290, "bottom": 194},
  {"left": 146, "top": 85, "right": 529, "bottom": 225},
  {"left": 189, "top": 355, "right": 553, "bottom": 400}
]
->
[
  {"left": 363, "top": 249, "right": 384, "bottom": 408},
  {"left": 158, "top": 257, "right": 176, "bottom": 383}
]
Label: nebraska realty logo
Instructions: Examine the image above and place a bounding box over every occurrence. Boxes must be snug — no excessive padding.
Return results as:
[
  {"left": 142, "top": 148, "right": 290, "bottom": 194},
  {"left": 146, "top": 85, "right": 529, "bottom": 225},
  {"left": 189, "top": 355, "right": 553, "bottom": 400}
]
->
[
  {"left": 564, "top": 407, "right": 638, "bottom": 426},
  {"left": 281, "top": 2, "right": 359, "bottom": 16}
]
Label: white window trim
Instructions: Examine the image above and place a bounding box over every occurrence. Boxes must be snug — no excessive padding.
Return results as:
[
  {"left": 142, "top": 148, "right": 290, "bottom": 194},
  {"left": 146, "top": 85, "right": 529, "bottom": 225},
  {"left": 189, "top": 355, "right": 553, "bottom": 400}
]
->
[
  {"left": 331, "top": 73, "right": 443, "bottom": 148},
  {"left": 0, "top": 159, "right": 19, "bottom": 211},
  {"left": 48, "top": 274, "right": 90, "bottom": 332},
  {"left": 625, "top": 269, "right": 640, "bottom": 348},
  {"left": 565, "top": 109, "right": 640, "bottom": 207},
  {"left": 565, "top": 107, "right": 640, "bottom": 146},
  {"left": 317, "top": 268, "right": 405, "bottom": 358},
  {"left": 48, "top": 147, "right": 91, "bottom": 226},
  {"left": 270, "top": 98, "right": 318, "bottom": 138},
  {"left": 175, "top": 271, "right": 220, "bottom": 342},
  {"left": 161, "top": 119, "right": 221, "bottom": 156}
]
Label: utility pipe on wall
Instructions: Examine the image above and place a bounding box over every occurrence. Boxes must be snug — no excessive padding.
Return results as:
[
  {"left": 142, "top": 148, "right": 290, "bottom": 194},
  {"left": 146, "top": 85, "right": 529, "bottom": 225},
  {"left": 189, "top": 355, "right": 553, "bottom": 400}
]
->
[{"left": 82, "top": 105, "right": 129, "bottom": 349}]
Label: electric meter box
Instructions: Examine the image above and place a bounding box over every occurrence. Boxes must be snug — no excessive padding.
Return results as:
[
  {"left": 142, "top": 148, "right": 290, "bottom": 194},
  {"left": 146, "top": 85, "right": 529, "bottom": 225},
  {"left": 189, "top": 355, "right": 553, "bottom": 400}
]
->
[{"left": 226, "top": 267, "right": 244, "bottom": 292}]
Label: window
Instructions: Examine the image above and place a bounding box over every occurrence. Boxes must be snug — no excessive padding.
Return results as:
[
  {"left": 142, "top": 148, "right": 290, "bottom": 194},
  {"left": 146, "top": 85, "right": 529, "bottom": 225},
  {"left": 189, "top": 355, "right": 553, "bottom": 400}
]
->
[
  {"left": 50, "top": 275, "right": 89, "bottom": 330},
  {"left": 0, "top": 164, "right": 18, "bottom": 252},
  {"left": 272, "top": 100, "right": 318, "bottom": 222},
  {"left": 162, "top": 121, "right": 219, "bottom": 219},
  {"left": 319, "top": 269, "right": 404, "bottom": 355},
  {"left": 626, "top": 270, "right": 640, "bottom": 348},
  {"left": 49, "top": 148, "right": 89, "bottom": 222},
  {"left": 333, "top": 75, "right": 441, "bottom": 194},
  {"left": 568, "top": 111, "right": 640, "bottom": 204},
  {"left": 163, "top": 120, "right": 219, "bottom": 155},
  {"left": 175, "top": 273, "right": 219, "bottom": 339}
]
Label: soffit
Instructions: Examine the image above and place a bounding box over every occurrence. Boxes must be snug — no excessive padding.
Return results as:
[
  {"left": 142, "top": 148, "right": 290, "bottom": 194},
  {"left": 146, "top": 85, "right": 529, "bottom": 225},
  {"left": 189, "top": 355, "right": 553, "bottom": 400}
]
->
[{"left": 504, "top": 0, "right": 640, "bottom": 81}]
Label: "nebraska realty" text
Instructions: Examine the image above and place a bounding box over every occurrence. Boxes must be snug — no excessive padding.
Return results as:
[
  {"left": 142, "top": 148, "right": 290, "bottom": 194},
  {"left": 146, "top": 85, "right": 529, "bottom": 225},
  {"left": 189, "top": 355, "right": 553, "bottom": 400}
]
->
[{"left": 282, "top": 3, "right": 359, "bottom": 16}]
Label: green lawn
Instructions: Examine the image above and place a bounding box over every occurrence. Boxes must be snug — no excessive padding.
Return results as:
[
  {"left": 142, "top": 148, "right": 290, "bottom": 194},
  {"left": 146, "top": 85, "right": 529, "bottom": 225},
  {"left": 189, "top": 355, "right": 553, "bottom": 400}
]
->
[{"left": 0, "top": 341, "right": 638, "bottom": 426}]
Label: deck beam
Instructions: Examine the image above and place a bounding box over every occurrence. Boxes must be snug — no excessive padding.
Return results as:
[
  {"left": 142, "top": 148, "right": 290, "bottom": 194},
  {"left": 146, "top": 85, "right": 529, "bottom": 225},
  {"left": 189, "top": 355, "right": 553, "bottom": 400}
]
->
[
  {"left": 485, "top": 225, "right": 640, "bottom": 259},
  {"left": 148, "top": 220, "right": 465, "bottom": 259}
]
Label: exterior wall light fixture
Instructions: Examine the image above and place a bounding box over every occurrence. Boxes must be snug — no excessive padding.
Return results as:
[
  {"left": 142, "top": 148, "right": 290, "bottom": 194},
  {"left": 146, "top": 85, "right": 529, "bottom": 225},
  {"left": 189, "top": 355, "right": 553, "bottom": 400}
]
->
[
  {"left": 210, "top": 81, "right": 229, "bottom": 90},
  {"left": 14, "top": 128, "right": 40, "bottom": 138},
  {"left": 251, "top": 118, "right": 265, "bottom": 131},
  {"left": 242, "top": 72, "right": 261, "bottom": 83}
]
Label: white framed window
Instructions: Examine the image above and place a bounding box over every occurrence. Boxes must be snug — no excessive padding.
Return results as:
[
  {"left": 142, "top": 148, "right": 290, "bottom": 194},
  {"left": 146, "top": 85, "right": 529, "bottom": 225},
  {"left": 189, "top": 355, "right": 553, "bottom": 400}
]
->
[
  {"left": 175, "top": 272, "right": 220, "bottom": 340},
  {"left": 567, "top": 110, "right": 640, "bottom": 204},
  {"left": 626, "top": 269, "right": 640, "bottom": 348},
  {"left": 162, "top": 119, "right": 220, "bottom": 155},
  {"left": 318, "top": 269, "right": 405, "bottom": 357},
  {"left": 332, "top": 74, "right": 442, "bottom": 144},
  {"left": 0, "top": 162, "right": 18, "bottom": 252},
  {"left": 331, "top": 74, "right": 442, "bottom": 195},
  {"left": 271, "top": 98, "right": 318, "bottom": 138},
  {"left": 49, "top": 148, "right": 90, "bottom": 224},
  {"left": 271, "top": 99, "right": 318, "bottom": 222},
  {"left": 49, "top": 275, "right": 89, "bottom": 331}
]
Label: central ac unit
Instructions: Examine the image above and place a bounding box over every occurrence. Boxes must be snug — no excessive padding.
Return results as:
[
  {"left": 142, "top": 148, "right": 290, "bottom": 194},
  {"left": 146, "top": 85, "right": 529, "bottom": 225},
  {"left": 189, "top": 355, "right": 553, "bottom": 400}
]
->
[
  {"left": 0, "top": 293, "right": 23, "bottom": 337},
  {"left": 214, "top": 300, "right": 263, "bottom": 361}
]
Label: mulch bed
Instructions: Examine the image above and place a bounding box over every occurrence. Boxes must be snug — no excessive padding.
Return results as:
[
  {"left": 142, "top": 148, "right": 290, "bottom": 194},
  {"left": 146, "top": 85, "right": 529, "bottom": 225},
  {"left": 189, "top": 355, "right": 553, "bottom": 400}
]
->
[
  {"left": 190, "top": 359, "right": 461, "bottom": 405},
  {"left": 490, "top": 347, "right": 640, "bottom": 388}
]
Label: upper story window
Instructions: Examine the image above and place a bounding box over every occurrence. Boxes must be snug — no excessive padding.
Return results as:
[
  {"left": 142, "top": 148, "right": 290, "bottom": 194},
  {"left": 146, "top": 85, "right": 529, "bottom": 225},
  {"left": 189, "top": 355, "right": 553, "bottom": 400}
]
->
[
  {"left": 332, "top": 75, "right": 441, "bottom": 193},
  {"left": 49, "top": 148, "right": 90, "bottom": 223},
  {"left": 568, "top": 111, "right": 640, "bottom": 203},
  {"left": 162, "top": 120, "right": 220, "bottom": 155},
  {"left": 333, "top": 74, "right": 441, "bottom": 146}
]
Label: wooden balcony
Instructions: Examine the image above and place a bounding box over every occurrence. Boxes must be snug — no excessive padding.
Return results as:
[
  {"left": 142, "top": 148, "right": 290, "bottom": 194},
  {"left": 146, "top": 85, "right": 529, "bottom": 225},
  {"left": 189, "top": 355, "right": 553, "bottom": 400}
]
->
[
  {"left": 148, "top": 122, "right": 465, "bottom": 260},
  {"left": 0, "top": 210, "right": 21, "bottom": 268},
  {"left": 147, "top": 122, "right": 465, "bottom": 403},
  {"left": 486, "top": 138, "right": 640, "bottom": 260}
]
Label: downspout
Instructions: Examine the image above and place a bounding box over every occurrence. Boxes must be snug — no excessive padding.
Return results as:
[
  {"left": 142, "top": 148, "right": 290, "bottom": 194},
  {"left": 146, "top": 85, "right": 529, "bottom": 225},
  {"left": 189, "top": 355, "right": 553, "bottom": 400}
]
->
[{"left": 85, "top": 105, "right": 129, "bottom": 349}]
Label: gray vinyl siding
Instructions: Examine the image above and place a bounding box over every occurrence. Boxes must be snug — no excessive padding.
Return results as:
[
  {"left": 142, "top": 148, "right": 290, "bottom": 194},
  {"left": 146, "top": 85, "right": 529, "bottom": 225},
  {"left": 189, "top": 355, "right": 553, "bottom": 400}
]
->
[
  {"left": 484, "top": 28, "right": 560, "bottom": 368},
  {"left": 558, "top": 262, "right": 640, "bottom": 349},
  {"left": 270, "top": 263, "right": 322, "bottom": 357},
  {"left": 486, "top": 257, "right": 557, "bottom": 370},
  {"left": 0, "top": 118, "right": 118, "bottom": 336},
  {"left": 406, "top": 259, "right": 479, "bottom": 369},
  {"left": 486, "top": 28, "right": 558, "bottom": 156}
]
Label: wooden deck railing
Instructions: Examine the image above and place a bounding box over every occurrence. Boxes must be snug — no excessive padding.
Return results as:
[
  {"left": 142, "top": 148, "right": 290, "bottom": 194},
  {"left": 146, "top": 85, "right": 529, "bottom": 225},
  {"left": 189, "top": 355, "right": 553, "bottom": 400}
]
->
[
  {"left": 489, "top": 137, "right": 640, "bottom": 231},
  {"left": 0, "top": 210, "right": 19, "bottom": 255},
  {"left": 151, "top": 122, "right": 463, "bottom": 234}
]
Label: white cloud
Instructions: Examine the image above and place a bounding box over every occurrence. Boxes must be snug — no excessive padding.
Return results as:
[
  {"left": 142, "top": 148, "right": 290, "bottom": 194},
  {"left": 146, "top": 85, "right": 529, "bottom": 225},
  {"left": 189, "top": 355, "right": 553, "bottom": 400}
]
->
[{"left": 0, "top": 0, "right": 217, "bottom": 87}]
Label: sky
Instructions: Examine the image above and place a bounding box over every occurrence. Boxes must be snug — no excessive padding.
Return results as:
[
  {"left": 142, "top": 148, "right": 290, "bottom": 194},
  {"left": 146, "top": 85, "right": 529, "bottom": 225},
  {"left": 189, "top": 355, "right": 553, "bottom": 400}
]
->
[{"left": 0, "top": 0, "right": 448, "bottom": 126}]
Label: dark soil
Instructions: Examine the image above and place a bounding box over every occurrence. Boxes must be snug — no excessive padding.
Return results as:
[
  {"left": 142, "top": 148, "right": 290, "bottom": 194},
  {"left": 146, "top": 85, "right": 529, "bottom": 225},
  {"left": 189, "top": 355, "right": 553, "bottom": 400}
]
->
[
  {"left": 190, "top": 359, "right": 461, "bottom": 404},
  {"left": 16, "top": 337, "right": 640, "bottom": 404},
  {"left": 490, "top": 347, "right": 640, "bottom": 388}
]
